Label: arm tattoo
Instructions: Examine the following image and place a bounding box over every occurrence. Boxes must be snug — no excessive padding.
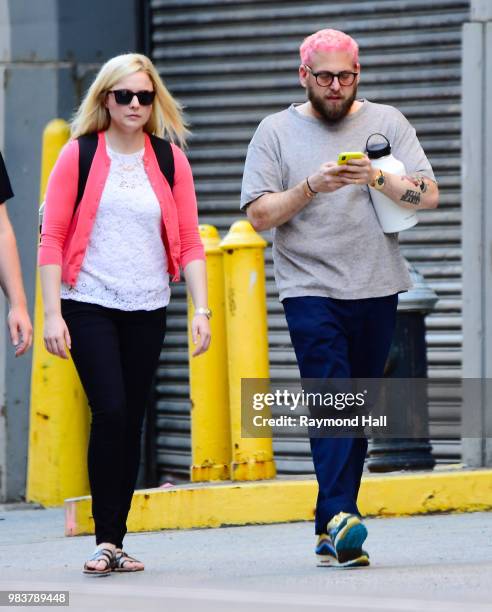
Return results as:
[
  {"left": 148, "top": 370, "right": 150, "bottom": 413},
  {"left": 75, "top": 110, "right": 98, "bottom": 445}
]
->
[
  {"left": 418, "top": 177, "right": 428, "bottom": 193},
  {"left": 401, "top": 174, "right": 429, "bottom": 193},
  {"left": 400, "top": 189, "right": 421, "bottom": 205}
]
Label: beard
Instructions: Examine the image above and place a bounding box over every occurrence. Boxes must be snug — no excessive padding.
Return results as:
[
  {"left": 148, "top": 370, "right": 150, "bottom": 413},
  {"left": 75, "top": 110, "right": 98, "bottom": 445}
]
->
[{"left": 307, "top": 83, "right": 358, "bottom": 124}]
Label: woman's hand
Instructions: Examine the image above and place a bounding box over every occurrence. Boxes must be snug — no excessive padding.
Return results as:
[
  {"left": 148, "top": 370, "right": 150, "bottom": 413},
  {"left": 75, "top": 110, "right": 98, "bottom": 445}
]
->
[
  {"left": 44, "top": 312, "right": 71, "bottom": 359},
  {"left": 191, "top": 313, "right": 211, "bottom": 357},
  {"left": 183, "top": 259, "right": 211, "bottom": 357},
  {"left": 7, "top": 305, "right": 33, "bottom": 357}
]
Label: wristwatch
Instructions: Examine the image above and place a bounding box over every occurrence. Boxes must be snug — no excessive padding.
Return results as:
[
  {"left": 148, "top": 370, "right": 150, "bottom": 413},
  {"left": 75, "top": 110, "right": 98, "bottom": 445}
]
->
[
  {"left": 195, "top": 307, "right": 212, "bottom": 319},
  {"left": 370, "top": 169, "right": 385, "bottom": 190}
]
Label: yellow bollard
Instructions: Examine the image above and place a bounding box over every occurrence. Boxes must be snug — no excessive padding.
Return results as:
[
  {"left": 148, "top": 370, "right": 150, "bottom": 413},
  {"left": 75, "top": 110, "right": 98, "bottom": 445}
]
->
[
  {"left": 220, "top": 221, "right": 276, "bottom": 481},
  {"left": 27, "top": 120, "right": 91, "bottom": 507},
  {"left": 188, "top": 225, "right": 231, "bottom": 481}
]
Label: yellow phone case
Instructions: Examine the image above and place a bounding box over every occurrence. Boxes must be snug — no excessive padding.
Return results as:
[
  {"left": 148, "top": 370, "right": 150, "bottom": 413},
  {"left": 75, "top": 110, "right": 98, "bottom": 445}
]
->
[{"left": 337, "top": 151, "right": 365, "bottom": 165}]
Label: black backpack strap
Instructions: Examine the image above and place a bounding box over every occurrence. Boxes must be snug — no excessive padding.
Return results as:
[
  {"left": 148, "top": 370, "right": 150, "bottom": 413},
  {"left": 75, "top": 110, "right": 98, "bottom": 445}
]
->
[
  {"left": 75, "top": 132, "right": 98, "bottom": 213},
  {"left": 149, "top": 134, "right": 175, "bottom": 189},
  {"left": 73, "top": 133, "right": 173, "bottom": 220}
]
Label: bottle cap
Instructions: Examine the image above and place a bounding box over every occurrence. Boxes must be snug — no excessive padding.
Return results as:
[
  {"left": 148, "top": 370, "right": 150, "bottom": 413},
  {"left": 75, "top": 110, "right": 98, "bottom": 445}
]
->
[{"left": 366, "top": 133, "right": 391, "bottom": 159}]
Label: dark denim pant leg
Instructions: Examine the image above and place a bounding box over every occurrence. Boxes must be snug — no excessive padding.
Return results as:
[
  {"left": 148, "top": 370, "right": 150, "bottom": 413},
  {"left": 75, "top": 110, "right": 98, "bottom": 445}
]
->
[
  {"left": 344, "top": 294, "right": 398, "bottom": 514},
  {"left": 282, "top": 294, "right": 398, "bottom": 534}
]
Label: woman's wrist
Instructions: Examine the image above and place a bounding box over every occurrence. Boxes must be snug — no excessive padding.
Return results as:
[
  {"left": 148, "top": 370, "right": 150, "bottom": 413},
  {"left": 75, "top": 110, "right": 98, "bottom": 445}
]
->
[
  {"left": 44, "top": 309, "right": 62, "bottom": 318},
  {"left": 194, "top": 307, "right": 212, "bottom": 319}
]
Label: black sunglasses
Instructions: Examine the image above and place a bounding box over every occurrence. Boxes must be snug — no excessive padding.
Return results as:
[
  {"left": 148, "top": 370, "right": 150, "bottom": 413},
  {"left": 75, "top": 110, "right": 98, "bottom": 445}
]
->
[{"left": 108, "top": 89, "right": 156, "bottom": 106}]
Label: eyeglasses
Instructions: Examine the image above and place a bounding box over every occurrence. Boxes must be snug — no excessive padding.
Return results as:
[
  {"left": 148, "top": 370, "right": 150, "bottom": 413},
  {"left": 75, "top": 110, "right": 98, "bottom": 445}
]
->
[
  {"left": 108, "top": 89, "right": 156, "bottom": 106},
  {"left": 303, "top": 65, "right": 358, "bottom": 87}
]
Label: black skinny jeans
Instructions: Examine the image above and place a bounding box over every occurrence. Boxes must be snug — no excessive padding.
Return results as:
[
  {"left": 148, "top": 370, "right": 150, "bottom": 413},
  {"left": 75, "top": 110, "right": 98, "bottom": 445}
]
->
[{"left": 61, "top": 299, "right": 166, "bottom": 548}]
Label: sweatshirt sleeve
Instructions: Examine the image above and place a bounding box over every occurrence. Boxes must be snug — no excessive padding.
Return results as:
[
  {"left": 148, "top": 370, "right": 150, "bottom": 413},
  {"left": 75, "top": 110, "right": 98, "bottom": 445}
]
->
[
  {"left": 38, "top": 140, "right": 79, "bottom": 266},
  {"left": 391, "top": 108, "right": 436, "bottom": 182},
  {"left": 170, "top": 144, "right": 205, "bottom": 268}
]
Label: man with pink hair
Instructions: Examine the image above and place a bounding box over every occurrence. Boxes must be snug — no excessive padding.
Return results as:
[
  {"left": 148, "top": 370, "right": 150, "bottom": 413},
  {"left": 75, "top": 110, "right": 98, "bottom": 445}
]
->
[{"left": 241, "top": 28, "right": 438, "bottom": 568}]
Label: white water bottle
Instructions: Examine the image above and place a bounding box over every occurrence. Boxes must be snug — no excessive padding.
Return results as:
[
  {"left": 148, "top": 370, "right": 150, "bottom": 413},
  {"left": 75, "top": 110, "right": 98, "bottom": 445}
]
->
[{"left": 366, "top": 133, "right": 418, "bottom": 233}]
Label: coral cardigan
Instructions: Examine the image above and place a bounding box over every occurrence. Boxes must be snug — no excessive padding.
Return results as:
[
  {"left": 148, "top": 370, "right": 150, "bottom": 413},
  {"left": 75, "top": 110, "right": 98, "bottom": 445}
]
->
[{"left": 39, "top": 131, "right": 205, "bottom": 286}]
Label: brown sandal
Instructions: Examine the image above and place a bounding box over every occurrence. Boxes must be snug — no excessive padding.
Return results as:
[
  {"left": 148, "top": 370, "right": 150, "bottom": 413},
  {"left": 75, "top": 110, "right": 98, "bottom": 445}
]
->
[
  {"left": 112, "top": 550, "right": 144, "bottom": 572},
  {"left": 83, "top": 547, "right": 114, "bottom": 576}
]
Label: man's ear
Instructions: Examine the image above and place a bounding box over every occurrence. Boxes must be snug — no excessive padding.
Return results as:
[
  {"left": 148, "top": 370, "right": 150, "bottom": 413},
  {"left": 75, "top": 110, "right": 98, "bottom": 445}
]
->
[
  {"left": 299, "top": 64, "right": 308, "bottom": 89},
  {"left": 355, "top": 62, "right": 361, "bottom": 83}
]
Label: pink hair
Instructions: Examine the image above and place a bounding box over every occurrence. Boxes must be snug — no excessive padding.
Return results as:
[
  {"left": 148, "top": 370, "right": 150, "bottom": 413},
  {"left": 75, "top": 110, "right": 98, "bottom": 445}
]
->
[{"left": 300, "top": 29, "right": 359, "bottom": 66}]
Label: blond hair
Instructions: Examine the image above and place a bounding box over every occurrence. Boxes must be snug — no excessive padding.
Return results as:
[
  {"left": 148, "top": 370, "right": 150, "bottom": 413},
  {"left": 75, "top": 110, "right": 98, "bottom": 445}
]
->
[{"left": 71, "top": 53, "right": 189, "bottom": 146}]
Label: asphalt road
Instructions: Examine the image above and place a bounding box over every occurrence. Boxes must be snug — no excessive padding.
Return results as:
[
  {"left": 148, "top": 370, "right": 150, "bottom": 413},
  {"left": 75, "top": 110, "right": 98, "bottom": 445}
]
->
[{"left": 1, "top": 506, "right": 491, "bottom": 612}]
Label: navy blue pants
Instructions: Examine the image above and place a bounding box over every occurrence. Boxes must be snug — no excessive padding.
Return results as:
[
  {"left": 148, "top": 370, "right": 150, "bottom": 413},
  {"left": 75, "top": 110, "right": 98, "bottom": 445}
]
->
[{"left": 282, "top": 294, "right": 398, "bottom": 534}]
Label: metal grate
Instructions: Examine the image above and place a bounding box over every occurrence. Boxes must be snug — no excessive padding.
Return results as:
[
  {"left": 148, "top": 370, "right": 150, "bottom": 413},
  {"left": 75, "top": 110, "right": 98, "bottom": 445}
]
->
[{"left": 150, "top": 0, "right": 469, "bottom": 481}]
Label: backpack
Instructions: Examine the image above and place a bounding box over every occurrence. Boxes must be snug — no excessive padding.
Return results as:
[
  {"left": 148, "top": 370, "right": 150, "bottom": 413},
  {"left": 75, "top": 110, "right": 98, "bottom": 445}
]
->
[{"left": 39, "top": 132, "right": 175, "bottom": 232}]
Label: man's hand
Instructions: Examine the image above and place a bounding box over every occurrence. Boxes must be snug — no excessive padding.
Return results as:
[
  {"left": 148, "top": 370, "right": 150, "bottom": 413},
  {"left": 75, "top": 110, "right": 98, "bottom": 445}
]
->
[
  {"left": 336, "top": 155, "right": 376, "bottom": 185},
  {"left": 338, "top": 157, "right": 439, "bottom": 210},
  {"left": 307, "top": 161, "right": 354, "bottom": 193}
]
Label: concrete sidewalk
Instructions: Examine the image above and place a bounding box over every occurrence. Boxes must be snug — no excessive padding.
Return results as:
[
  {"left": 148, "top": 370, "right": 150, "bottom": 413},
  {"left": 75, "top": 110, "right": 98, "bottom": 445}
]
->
[{"left": 0, "top": 505, "right": 491, "bottom": 612}]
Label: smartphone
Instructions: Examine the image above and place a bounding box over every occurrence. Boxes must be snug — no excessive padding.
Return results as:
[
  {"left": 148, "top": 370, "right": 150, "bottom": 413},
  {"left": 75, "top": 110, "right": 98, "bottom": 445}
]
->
[{"left": 337, "top": 151, "right": 365, "bottom": 165}]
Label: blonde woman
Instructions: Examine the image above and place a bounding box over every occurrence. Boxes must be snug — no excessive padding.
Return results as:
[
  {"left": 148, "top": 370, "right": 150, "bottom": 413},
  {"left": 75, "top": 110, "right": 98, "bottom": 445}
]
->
[{"left": 39, "top": 54, "right": 211, "bottom": 576}]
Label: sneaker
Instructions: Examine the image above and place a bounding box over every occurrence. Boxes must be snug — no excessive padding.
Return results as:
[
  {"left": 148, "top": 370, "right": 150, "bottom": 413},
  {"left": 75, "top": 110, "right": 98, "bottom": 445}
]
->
[
  {"left": 337, "top": 549, "right": 370, "bottom": 568},
  {"left": 315, "top": 533, "right": 369, "bottom": 568},
  {"left": 327, "top": 512, "right": 370, "bottom": 568},
  {"left": 315, "top": 533, "right": 337, "bottom": 567}
]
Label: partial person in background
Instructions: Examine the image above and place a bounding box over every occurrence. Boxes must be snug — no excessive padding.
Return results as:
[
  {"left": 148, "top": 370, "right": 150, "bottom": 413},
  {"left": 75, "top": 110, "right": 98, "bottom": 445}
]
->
[
  {"left": 0, "top": 152, "right": 33, "bottom": 356},
  {"left": 39, "top": 54, "right": 211, "bottom": 576}
]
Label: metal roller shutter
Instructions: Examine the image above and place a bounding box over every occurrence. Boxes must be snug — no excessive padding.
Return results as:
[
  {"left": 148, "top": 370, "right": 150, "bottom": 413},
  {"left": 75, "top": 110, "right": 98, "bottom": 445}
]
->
[{"left": 150, "top": 0, "right": 469, "bottom": 482}]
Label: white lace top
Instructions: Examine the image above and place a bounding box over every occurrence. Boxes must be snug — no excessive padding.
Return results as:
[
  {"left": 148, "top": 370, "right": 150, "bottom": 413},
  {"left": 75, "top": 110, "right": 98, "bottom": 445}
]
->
[{"left": 60, "top": 144, "right": 171, "bottom": 310}]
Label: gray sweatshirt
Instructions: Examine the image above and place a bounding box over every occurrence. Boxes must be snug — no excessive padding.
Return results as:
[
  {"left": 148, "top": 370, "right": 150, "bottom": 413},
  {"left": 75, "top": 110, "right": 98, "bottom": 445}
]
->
[{"left": 240, "top": 100, "right": 436, "bottom": 301}]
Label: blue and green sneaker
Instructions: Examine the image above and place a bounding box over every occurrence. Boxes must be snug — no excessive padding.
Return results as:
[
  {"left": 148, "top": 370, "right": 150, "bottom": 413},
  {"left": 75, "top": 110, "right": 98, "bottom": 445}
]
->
[
  {"left": 315, "top": 533, "right": 337, "bottom": 567},
  {"left": 326, "top": 512, "right": 370, "bottom": 568}
]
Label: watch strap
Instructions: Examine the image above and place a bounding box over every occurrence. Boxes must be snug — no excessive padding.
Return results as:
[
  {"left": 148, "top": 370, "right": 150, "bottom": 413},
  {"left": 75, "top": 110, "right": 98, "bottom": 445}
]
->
[
  {"left": 370, "top": 169, "right": 385, "bottom": 190},
  {"left": 195, "top": 307, "right": 212, "bottom": 319}
]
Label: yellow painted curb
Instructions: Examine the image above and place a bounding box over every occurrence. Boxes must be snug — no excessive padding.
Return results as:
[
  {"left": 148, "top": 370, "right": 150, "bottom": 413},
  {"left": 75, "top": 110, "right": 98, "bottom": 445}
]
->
[{"left": 64, "top": 469, "right": 492, "bottom": 536}]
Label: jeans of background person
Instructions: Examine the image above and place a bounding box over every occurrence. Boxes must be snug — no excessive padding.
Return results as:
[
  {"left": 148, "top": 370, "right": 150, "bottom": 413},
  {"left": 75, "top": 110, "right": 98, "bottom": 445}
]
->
[
  {"left": 61, "top": 299, "right": 167, "bottom": 547},
  {"left": 282, "top": 294, "right": 398, "bottom": 534}
]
